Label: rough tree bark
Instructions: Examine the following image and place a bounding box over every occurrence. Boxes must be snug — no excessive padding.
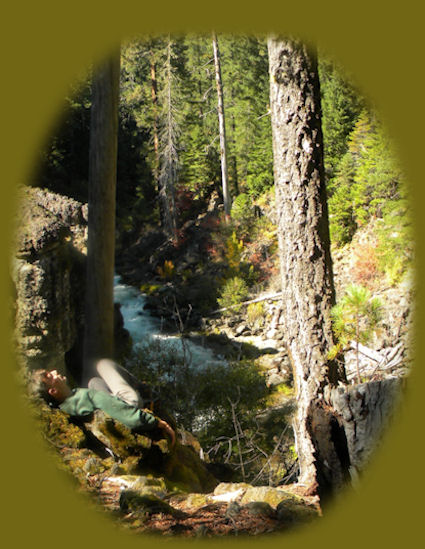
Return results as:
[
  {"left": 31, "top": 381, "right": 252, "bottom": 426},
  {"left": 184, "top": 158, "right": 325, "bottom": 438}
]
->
[
  {"left": 83, "top": 50, "right": 120, "bottom": 382},
  {"left": 212, "top": 32, "right": 231, "bottom": 217},
  {"left": 267, "top": 36, "right": 348, "bottom": 501}
]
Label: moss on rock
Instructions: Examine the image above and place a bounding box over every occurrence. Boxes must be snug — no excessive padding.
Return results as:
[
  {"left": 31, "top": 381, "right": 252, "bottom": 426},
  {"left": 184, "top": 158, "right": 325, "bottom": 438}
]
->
[
  {"left": 119, "top": 491, "right": 186, "bottom": 518},
  {"left": 276, "top": 499, "right": 319, "bottom": 527},
  {"left": 240, "top": 486, "right": 302, "bottom": 507},
  {"left": 243, "top": 501, "right": 275, "bottom": 518},
  {"left": 213, "top": 482, "right": 251, "bottom": 496},
  {"left": 163, "top": 443, "right": 218, "bottom": 493},
  {"left": 30, "top": 399, "right": 86, "bottom": 449}
]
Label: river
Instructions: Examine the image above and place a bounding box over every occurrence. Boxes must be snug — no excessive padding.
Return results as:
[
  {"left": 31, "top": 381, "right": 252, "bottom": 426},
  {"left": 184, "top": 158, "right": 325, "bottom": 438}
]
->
[{"left": 113, "top": 274, "right": 225, "bottom": 370}]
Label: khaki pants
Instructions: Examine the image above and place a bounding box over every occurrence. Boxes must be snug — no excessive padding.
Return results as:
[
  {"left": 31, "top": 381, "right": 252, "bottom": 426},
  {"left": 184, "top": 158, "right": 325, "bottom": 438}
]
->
[{"left": 88, "top": 358, "right": 143, "bottom": 408}]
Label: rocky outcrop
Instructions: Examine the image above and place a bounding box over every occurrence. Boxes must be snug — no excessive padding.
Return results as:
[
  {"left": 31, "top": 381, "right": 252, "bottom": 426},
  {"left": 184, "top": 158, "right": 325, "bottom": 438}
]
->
[
  {"left": 11, "top": 186, "right": 87, "bottom": 374},
  {"left": 30, "top": 396, "right": 217, "bottom": 494}
]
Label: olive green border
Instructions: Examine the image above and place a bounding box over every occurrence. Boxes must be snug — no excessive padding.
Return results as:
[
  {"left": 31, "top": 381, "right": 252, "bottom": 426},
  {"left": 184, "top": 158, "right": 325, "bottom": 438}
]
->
[{"left": 2, "top": 2, "right": 423, "bottom": 548}]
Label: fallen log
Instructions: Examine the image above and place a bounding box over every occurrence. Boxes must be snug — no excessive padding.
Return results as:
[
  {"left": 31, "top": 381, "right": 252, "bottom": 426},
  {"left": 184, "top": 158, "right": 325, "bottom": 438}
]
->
[
  {"left": 345, "top": 341, "right": 405, "bottom": 381},
  {"left": 208, "top": 292, "right": 283, "bottom": 315},
  {"left": 348, "top": 341, "right": 383, "bottom": 363}
]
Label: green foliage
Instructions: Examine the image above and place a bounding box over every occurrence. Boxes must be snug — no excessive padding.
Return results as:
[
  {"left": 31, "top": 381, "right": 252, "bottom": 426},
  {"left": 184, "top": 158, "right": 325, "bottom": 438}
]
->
[
  {"left": 125, "top": 341, "right": 268, "bottom": 435},
  {"left": 246, "top": 301, "right": 266, "bottom": 330},
  {"left": 231, "top": 193, "right": 253, "bottom": 226},
  {"left": 376, "top": 196, "right": 414, "bottom": 285},
  {"left": 331, "top": 284, "right": 382, "bottom": 349},
  {"left": 330, "top": 284, "right": 383, "bottom": 383},
  {"left": 217, "top": 276, "right": 249, "bottom": 313},
  {"left": 319, "top": 56, "right": 364, "bottom": 177},
  {"left": 328, "top": 107, "right": 412, "bottom": 287},
  {"left": 220, "top": 35, "right": 273, "bottom": 197},
  {"left": 224, "top": 232, "right": 245, "bottom": 273},
  {"left": 328, "top": 152, "right": 357, "bottom": 245}
]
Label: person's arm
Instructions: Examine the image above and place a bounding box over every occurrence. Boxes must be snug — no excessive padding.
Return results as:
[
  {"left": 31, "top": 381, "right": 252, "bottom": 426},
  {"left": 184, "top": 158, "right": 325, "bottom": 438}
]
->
[
  {"left": 89, "top": 390, "right": 158, "bottom": 430},
  {"left": 157, "top": 419, "right": 176, "bottom": 448}
]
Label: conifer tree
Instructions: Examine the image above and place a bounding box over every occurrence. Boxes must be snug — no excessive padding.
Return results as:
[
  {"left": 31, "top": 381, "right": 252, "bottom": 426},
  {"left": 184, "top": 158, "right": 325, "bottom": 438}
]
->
[
  {"left": 157, "top": 36, "right": 182, "bottom": 240},
  {"left": 83, "top": 49, "right": 120, "bottom": 380},
  {"left": 212, "top": 32, "right": 231, "bottom": 216},
  {"left": 330, "top": 285, "right": 382, "bottom": 384},
  {"left": 268, "top": 35, "right": 348, "bottom": 501},
  {"left": 319, "top": 57, "right": 364, "bottom": 177},
  {"left": 220, "top": 35, "right": 273, "bottom": 197},
  {"left": 179, "top": 34, "right": 219, "bottom": 191}
]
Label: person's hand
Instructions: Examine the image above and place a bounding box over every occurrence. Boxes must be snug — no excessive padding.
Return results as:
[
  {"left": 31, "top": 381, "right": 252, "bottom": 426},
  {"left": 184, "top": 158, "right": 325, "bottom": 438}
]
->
[{"left": 157, "top": 419, "right": 176, "bottom": 448}]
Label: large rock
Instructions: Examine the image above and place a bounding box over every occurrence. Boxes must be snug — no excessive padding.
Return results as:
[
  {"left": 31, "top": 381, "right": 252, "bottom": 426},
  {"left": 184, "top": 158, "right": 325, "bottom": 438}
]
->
[
  {"left": 30, "top": 396, "right": 218, "bottom": 494},
  {"left": 11, "top": 186, "right": 87, "bottom": 373},
  {"left": 240, "top": 485, "right": 302, "bottom": 507}
]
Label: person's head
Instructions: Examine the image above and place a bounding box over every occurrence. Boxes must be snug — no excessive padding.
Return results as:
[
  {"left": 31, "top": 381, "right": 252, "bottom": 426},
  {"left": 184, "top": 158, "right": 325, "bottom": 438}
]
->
[{"left": 29, "top": 369, "right": 72, "bottom": 405}]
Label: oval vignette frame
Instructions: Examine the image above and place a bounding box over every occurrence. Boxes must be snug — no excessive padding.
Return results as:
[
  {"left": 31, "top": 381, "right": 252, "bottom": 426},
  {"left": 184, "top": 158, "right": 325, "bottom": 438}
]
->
[{"left": 1, "top": 3, "right": 423, "bottom": 549}]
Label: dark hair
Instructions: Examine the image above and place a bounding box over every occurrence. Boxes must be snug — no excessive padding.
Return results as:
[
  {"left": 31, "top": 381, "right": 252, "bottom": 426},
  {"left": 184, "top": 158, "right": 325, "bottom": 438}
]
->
[{"left": 28, "top": 369, "right": 58, "bottom": 407}]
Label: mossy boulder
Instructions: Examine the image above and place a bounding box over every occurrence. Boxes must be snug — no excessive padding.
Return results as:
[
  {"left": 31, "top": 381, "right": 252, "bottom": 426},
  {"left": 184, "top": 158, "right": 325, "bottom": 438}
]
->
[
  {"left": 30, "top": 399, "right": 86, "bottom": 449},
  {"left": 30, "top": 399, "right": 218, "bottom": 496},
  {"left": 213, "top": 482, "right": 251, "bottom": 498},
  {"left": 119, "top": 491, "right": 186, "bottom": 518},
  {"left": 243, "top": 501, "right": 275, "bottom": 518},
  {"left": 240, "top": 486, "right": 302, "bottom": 507},
  {"left": 108, "top": 475, "right": 169, "bottom": 499},
  {"left": 180, "top": 493, "right": 212, "bottom": 509},
  {"left": 163, "top": 443, "right": 218, "bottom": 493},
  {"left": 78, "top": 409, "right": 182, "bottom": 476},
  {"left": 276, "top": 499, "right": 319, "bottom": 527}
]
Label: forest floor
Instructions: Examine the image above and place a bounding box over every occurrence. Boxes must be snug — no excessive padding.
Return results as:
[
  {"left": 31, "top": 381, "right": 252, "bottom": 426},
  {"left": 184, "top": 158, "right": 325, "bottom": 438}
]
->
[{"left": 89, "top": 477, "right": 320, "bottom": 538}]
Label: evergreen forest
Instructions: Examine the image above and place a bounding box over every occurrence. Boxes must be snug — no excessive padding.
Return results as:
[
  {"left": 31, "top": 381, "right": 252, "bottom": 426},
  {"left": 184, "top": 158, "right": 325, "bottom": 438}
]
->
[
  {"left": 33, "top": 34, "right": 412, "bottom": 289},
  {"left": 21, "top": 33, "right": 414, "bottom": 536}
]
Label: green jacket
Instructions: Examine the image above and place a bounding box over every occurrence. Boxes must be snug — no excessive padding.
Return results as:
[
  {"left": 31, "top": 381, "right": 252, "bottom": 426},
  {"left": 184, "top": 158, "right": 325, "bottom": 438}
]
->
[{"left": 59, "top": 388, "right": 158, "bottom": 431}]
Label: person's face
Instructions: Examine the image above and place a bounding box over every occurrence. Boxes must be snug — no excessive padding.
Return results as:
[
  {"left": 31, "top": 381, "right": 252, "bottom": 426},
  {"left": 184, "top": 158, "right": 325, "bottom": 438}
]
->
[{"left": 42, "top": 370, "right": 71, "bottom": 401}]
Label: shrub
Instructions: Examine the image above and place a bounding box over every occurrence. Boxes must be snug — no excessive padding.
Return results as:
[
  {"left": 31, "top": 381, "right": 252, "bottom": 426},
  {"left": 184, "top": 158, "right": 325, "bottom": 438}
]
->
[
  {"left": 217, "top": 276, "right": 249, "bottom": 313},
  {"left": 157, "top": 259, "right": 175, "bottom": 280},
  {"left": 125, "top": 343, "right": 268, "bottom": 435},
  {"left": 225, "top": 231, "right": 245, "bottom": 273},
  {"left": 246, "top": 301, "right": 266, "bottom": 330},
  {"left": 351, "top": 242, "right": 380, "bottom": 289},
  {"left": 125, "top": 339, "right": 295, "bottom": 486},
  {"left": 231, "top": 193, "right": 254, "bottom": 228}
]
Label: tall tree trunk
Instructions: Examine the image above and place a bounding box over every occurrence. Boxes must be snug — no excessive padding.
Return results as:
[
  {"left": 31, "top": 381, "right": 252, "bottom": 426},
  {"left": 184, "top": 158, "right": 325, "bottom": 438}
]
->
[
  {"left": 150, "top": 50, "right": 165, "bottom": 227},
  {"left": 150, "top": 52, "right": 160, "bottom": 183},
  {"left": 83, "top": 50, "right": 120, "bottom": 381},
  {"left": 158, "top": 37, "right": 178, "bottom": 241},
  {"left": 212, "top": 32, "right": 231, "bottom": 217},
  {"left": 267, "top": 36, "right": 348, "bottom": 501},
  {"left": 230, "top": 109, "right": 239, "bottom": 196}
]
